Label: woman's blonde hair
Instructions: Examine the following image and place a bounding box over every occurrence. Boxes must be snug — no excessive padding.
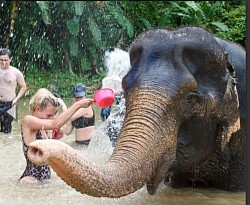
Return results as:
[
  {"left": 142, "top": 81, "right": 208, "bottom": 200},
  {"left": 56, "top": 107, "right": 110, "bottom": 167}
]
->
[{"left": 29, "top": 88, "right": 59, "bottom": 111}]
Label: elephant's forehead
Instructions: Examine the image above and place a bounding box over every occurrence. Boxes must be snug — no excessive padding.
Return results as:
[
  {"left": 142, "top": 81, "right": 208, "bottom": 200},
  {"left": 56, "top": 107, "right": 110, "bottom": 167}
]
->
[{"left": 134, "top": 27, "right": 216, "bottom": 47}]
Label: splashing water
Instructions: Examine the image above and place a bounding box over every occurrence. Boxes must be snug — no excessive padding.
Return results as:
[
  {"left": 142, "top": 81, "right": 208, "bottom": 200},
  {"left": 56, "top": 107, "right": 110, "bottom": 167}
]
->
[
  {"left": 101, "top": 48, "right": 130, "bottom": 91},
  {"left": 87, "top": 48, "right": 130, "bottom": 157},
  {"left": 87, "top": 96, "right": 126, "bottom": 161},
  {"left": 104, "top": 48, "right": 130, "bottom": 79}
]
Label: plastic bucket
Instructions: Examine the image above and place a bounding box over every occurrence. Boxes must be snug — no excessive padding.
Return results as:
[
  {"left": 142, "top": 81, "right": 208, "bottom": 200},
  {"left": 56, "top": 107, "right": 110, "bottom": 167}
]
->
[{"left": 93, "top": 88, "right": 114, "bottom": 108}]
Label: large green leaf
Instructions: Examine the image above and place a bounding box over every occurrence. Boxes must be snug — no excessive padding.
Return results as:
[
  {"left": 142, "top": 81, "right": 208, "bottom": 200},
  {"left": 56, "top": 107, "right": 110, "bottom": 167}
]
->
[
  {"left": 67, "top": 17, "right": 80, "bottom": 36},
  {"left": 37, "top": 1, "right": 51, "bottom": 25},
  {"left": 125, "top": 18, "right": 134, "bottom": 38},
  {"left": 170, "top": 1, "right": 189, "bottom": 14},
  {"left": 140, "top": 18, "right": 152, "bottom": 29},
  {"left": 211, "top": 22, "right": 229, "bottom": 31},
  {"left": 88, "top": 18, "right": 102, "bottom": 46},
  {"left": 69, "top": 37, "right": 78, "bottom": 56},
  {"left": 112, "top": 10, "right": 127, "bottom": 30},
  {"left": 80, "top": 55, "right": 91, "bottom": 71},
  {"left": 184, "top": 1, "right": 203, "bottom": 21},
  {"left": 185, "top": 1, "right": 202, "bottom": 12},
  {"left": 74, "top": 1, "right": 85, "bottom": 16},
  {"left": 111, "top": 10, "right": 134, "bottom": 37},
  {"left": 173, "top": 12, "right": 191, "bottom": 18}
]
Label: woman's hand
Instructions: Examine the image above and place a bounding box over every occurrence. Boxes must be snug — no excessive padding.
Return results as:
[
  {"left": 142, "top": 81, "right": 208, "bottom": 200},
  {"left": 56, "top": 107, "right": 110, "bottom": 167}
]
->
[
  {"left": 52, "top": 128, "right": 64, "bottom": 139},
  {"left": 78, "top": 98, "right": 94, "bottom": 108}
]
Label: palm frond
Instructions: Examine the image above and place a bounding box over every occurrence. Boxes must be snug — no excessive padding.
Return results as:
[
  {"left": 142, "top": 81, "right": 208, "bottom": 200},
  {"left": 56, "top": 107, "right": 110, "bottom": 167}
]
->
[{"left": 36, "top": 1, "right": 51, "bottom": 25}]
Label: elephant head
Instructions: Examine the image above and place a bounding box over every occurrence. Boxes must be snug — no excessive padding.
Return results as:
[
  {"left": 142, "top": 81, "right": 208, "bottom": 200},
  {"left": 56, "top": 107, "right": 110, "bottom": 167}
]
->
[{"left": 27, "top": 27, "right": 246, "bottom": 197}]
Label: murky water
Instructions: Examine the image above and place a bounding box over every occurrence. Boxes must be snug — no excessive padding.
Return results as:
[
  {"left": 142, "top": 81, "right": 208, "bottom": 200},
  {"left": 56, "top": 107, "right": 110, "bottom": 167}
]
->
[{"left": 0, "top": 98, "right": 246, "bottom": 205}]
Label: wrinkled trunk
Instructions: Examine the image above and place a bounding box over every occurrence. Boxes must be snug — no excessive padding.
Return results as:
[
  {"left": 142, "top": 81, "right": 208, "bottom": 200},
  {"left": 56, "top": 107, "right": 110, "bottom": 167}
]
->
[{"left": 28, "top": 88, "right": 178, "bottom": 198}]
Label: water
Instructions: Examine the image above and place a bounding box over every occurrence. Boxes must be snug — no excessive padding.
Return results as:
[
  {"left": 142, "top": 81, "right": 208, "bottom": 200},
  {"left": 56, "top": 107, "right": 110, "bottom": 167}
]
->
[
  {"left": 93, "top": 95, "right": 125, "bottom": 147},
  {"left": 101, "top": 48, "right": 130, "bottom": 91},
  {"left": 104, "top": 48, "right": 130, "bottom": 79},
  {"left": 99, "top": 48, "right": 128, "bottom": 146},
  {"left": 0, "top": 99, "right": 246, "bottom": 205}
]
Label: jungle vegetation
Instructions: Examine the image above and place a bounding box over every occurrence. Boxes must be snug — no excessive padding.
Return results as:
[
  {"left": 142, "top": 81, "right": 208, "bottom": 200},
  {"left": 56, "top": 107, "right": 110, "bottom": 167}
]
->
[{"left": 0, "top": 1, "right": 246, "bottom": 97}]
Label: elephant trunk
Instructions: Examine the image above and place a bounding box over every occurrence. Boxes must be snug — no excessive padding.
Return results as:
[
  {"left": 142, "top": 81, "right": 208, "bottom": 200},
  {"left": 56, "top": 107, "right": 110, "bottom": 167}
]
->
[
  {"left": 28, "top": 88, "right": 178, "bottom": 198},
  {"left": 28, "top": 140, "right": 144, "bottom": 197}
]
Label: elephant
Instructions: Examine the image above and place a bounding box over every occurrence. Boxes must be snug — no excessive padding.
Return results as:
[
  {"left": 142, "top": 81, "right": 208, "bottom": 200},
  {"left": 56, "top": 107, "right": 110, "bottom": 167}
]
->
[{"left": 27, "top": 26, "right": 246, "bottom": 198}]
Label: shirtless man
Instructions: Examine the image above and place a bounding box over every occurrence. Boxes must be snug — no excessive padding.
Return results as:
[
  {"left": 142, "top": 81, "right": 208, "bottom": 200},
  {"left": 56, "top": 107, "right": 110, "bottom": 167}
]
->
[
  {"left": 63, "top": 83, "right": 96, "bottom": 145},
  {"left": 0, "top": 48, "right": 27, "bottom": 133}
]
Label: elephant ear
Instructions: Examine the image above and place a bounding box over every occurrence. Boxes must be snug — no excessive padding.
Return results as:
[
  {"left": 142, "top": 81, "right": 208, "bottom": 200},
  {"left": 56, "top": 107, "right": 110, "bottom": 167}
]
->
[
  {"left": 220, "top": 52, "right": 241, "bottom": 151},
  {"left": 223, "top": 51, "right": 239, "bottom": 108},
  {"left": 220, "top": 118, "right": 241, "bottom": 152}
]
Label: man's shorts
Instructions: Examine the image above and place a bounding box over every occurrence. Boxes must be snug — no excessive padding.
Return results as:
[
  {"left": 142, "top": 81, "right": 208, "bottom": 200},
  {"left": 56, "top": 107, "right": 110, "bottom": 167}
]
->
[{"left": 0, "top": 101, "right": 14, "bottom": 133}]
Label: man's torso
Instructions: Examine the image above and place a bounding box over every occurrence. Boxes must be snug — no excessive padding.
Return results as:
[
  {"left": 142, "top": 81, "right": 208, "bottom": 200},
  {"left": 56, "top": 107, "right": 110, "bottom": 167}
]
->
[{"left": 0, "top": 66, "right": 18, "bottom": 102}]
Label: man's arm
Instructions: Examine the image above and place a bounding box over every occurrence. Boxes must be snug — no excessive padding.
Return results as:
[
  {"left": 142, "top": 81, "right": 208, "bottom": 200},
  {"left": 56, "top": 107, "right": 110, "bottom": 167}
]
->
[{"left": 13, "top": 70, "right": 27, "bottom": 105}]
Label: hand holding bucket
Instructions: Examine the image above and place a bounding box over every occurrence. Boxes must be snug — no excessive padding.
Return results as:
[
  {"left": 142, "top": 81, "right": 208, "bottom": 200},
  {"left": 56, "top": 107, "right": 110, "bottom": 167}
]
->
[
  {"left": 93, "top": 88, "right": 115, "bottom": 108},
  {"left": 52, "top": 128, "right": 60, "bottom": 139}
]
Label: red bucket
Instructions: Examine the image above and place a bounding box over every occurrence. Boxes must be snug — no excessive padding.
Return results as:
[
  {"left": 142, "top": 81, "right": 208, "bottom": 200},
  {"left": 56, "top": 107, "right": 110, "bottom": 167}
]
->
[{"left": 93, "top": 88, "right": 114, "bottom": 108}]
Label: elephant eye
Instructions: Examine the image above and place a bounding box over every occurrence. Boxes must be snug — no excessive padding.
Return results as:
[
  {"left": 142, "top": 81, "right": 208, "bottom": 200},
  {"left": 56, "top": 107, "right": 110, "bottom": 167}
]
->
[{"left": 185, "top": 91, "right": 201, "bottom": 104}]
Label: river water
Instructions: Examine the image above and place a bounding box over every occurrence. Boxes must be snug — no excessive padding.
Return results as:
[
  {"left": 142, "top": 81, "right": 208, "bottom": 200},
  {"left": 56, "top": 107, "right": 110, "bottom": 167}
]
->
[{"left": 0, "top": 98, "right": 246, "bottom": 205}]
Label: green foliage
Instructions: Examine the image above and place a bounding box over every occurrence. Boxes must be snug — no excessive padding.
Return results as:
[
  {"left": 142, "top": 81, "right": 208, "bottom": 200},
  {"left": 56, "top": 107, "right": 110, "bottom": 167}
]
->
[
  {"left": 213, "top": 2, "right": 246, "bottom": 45},
  {"left": 25, "top": 70, "right": 104, "bottom": 98},
  {"left": 166, "top": 1, "right": 246, "bottom": 46},
  {"left": 169, "top": 1, "right": 210, "bottom": 26},
  {"left": 74, "top": 1, "right": 85, "bottom": 16},
  {"left": 210, "top": 22, "right": 228, "bottom": 32},
  {"left": 0, "top": 1, "right": 246, "bottom": 93},
  {"left": 111, "top": 9, "right": 134, "bottom": 37},
  {"left": 88, "top": 17, "right": 102, "bottom": 46},
  {"left": 69, "top": 37, "right": 79, "bottom": 57},
  {"left": 67, "top": 17, "right": 80, "bottom": 36},
  {"left": 37, "top": 1, "right": 52, "bottom": 25},
  {"left": 26, "top": 36, "right": 55, "bottom": 68},
  {"left": 80, "top": 55, "right": 91, "bottom": 71}
]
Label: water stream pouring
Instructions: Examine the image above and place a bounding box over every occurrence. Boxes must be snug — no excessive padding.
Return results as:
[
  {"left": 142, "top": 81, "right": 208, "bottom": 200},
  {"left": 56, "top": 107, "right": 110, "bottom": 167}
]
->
[{"left": 93, "top": 88, "right": 115, "bottom": 108}]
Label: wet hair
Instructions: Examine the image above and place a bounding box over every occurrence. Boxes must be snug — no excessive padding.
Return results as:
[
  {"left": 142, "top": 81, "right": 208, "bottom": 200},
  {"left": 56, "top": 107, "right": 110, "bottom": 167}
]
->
[
  {"left": 29, "top": 88, "right": 60, "bottom": 111},
  {"left": 0, "top": 48, "right": 12, "bottom": 58}
]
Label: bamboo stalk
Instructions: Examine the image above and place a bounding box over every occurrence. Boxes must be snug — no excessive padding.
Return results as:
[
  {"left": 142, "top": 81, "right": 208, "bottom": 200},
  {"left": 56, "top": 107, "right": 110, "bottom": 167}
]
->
[{"left": 6, "top": 1, "right": 18, "bottom": 48}]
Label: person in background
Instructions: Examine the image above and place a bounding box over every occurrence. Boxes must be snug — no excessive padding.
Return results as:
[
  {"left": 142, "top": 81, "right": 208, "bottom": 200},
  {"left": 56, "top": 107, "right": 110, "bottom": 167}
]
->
[
  {"left": 19, "top": 88, "right": 93, "bottom": 185},
  {"left": 100, "top": 76, "right": 123, "bottom": 122},
  {"left": 100, "top": 105, "right": 111, "bottom": 121},
  {"left": 63, "top": 83, "right": 96, "bottom": 145},
  {"left": 0, "top": 48, "right": 27, "bottom": 133}
]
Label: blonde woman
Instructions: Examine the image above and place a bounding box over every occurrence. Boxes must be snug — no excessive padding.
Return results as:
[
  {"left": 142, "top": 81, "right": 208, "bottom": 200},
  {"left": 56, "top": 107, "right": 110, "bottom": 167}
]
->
[{"left": 19, "top": 88, "right": 93, "bottom": 185}]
